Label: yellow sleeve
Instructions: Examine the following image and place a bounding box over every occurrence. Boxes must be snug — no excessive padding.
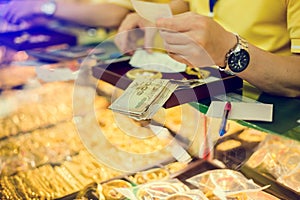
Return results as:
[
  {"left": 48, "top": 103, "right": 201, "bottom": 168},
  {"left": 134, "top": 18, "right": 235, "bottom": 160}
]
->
[
  {"left": 106, "top": 0, "right": 170, "bottom": 11},
  {"left": 183, "top": 0, "right": 209, "bottom": 15},
  {"left": 287, "top": 0, "right": 300, "bottom": 53},
  {"left": 107, "top": 0, "right": 134, "bottom": 10}
]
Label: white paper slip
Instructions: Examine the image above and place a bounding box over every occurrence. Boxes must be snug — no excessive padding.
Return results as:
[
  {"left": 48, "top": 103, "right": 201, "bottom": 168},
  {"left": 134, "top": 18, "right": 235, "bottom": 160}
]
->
[
  {"left": 11, "top": 60, "right": 48, "bottom": 67},
  {"left": 35, "top": 67, "right": 78, "bottom": 82},
  {"left": 129, "top": 49, "right": 186, "bottom": 73},
  {"left": 131, "top": 0, "right": 172, "bottom": 23},
  {"left": 206, "top": 101, "right": 273, "bottom": 122},
  {"left": 214, "top": 93, "right": 260, "bottom": 103},
  {"left": 149, "top": 124, "right": 192, "bottom": 163}
]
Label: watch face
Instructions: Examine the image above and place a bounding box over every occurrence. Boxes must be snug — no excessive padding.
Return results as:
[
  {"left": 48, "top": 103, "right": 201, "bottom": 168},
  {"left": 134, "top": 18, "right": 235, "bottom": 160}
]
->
[{"left": 228, "top": 49, "right": 250, "bottom": 73}]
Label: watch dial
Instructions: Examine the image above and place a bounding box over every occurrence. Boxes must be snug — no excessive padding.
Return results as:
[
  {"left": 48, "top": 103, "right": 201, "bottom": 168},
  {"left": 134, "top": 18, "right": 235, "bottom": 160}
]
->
[{"left": 228, "top": 49, "right": 250, "bottom": 72}]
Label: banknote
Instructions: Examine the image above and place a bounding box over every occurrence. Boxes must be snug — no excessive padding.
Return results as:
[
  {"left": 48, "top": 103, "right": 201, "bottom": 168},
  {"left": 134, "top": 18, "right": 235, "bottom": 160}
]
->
[{"left": 109, "top": 77, "right": 177, "bottom": 120}]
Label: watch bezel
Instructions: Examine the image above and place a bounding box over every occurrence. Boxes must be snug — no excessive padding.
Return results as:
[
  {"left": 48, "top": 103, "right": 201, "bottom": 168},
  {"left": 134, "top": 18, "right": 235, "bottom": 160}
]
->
[
  {"left": 219, "top": 34, "right": 250, "bottom": 74},
  {"left": 227, "top": 48, "right": 250, "bottom": 73}
]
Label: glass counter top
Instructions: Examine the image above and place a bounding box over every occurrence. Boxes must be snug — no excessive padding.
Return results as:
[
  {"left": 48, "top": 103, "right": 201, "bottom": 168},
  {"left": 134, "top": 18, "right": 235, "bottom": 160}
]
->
[{"left": 191, "top": 89, "right": 300, "bottom": 141}]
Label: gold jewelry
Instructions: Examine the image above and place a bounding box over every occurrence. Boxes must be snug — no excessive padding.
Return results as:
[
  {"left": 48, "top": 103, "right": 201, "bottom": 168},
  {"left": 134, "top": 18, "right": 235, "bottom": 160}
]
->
[
  {"left": 126, "top": 68, "right": 163, "bottom": 80},
  {"left": 3, "top": 176, "right": 22, "bottom": 200},
  {"left": 185, "top": 66, "right": 210, "bottom": 79}
]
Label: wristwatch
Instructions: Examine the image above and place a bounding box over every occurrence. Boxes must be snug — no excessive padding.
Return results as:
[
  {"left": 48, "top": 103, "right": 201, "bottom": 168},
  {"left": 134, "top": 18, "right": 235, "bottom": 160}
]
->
[
  {"left": 219, "top": 34, "right": 250, "bottom": 75},
  {"left": 40, "top": 0, "right": 57, "bottom": 16}
]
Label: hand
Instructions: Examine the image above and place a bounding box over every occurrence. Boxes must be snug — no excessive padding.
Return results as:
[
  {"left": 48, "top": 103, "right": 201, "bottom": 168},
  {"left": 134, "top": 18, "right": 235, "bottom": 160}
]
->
[
  {"left": 156, "top": 12, "right": 236, "bottom": 67},
  {"left": 2, "top": 0, "right": 46, "bottom": 24},
  {"left": 114, "top": 12, "right": 157, "bottom": 55}
]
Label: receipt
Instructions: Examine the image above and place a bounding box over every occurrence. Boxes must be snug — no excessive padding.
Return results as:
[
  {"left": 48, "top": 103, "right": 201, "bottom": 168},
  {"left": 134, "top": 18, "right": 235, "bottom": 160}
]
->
[
  {"left": 35, "top": 67, "right": 78, "bottom": 82},
  {"left": 206, "top": 101, "right": 273, "bottom": 122},
  {"left": 131, "top": 0, "right": 172, "bottom": 23},
  {"left": 129, "top": 49, "right": 186, "bottom": 73}
]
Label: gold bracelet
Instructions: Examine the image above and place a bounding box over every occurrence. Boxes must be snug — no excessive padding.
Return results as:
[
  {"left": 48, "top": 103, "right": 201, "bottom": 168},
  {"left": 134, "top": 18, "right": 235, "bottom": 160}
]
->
[
  {"left": 39, "top": 165, "right": 71, "bottom": 198},
  {"left": 27, "top": 170, "right": 53, "bottom": 198},
  {"left": 10, "top": 176, "right": 29, "bottom": 200},
  {"left": 1, "top": 178, "right": 13, "bottom": 199},
  {"left": 54, "top": 166, "right": 80, "bottom": 192},
  {"left": 62, "top": 162, "right": 90, "bottom": 186},
  {"left": 3, "top": 176, "right": 22, "bottom": 200},
  {"left": 16, "top": 174, "right": 40, "bottom": 199}
]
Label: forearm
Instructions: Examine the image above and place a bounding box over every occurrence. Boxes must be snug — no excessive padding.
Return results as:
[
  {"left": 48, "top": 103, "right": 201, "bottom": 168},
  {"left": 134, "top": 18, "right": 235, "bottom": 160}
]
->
[
  {"left": 155, "top": 12, "right": 300, "bottom": 98},
  {"left": 239, "top": 44, "right": 300, "bottom": 97},
  {"left": 54, "top": 2, "right": 130, "bottom": 28}
]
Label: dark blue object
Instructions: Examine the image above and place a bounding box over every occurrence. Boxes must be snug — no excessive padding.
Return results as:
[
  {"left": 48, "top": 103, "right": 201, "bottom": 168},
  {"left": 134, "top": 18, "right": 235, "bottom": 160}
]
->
[
  {"left": 219, "top": 101, "right": 231, "bottom": 136},
  {"left": 209, "top": 0, "right": 218, "bottom": 13},
  {"left": 0, "top": 26, "right": 77, "bottom": 51}
]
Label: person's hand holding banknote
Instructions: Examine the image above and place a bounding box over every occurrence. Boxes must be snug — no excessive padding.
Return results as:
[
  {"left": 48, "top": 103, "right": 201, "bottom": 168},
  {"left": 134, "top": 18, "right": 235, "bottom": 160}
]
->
[{"left": 115, "top": 0, "right": 172, "bottom": 55}]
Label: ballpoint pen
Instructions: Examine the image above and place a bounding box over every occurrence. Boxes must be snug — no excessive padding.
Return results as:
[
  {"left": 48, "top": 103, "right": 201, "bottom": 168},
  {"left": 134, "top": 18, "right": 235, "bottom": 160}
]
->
[{"left": 219, "top": 101, "right": 231, "bottom": 136}]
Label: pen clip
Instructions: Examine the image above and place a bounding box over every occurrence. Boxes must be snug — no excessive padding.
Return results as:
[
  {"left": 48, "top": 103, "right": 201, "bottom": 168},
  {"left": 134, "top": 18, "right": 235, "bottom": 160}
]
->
[
  {"left": 224, "top": 101, "right": 232, "bottom": 112},
  {"left": 219, "top": 101, "right": 231, "bottom": 136}
]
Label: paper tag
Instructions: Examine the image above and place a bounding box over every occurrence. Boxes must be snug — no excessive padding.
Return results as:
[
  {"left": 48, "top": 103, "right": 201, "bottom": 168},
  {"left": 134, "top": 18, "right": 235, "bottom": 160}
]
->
[
  {"left": 131, "top": 0, "right": 172, "bottom": 23},
  {"left": 11, "top": 60, "right": 48, "bottom": 67},
  {"left": 198, "top": 117, "right": 222, "bottom": 159},
  {"left": 206, "top": 101, "right": 273, "bottom": 122},
  {"left": 214, "top": 93, "right": 259, "bottom": 103},
  {"left": 35, "top": 67, "right": 78, "bottom": 82},
  {"left": 129, "top": 49, "right": 186, "bottom": 73},
  {"left": 149, "top": 124, "right": 192, "bottom": 163},
  {"left": 116, "top": 188, "right": 138, "bottom": 200}
]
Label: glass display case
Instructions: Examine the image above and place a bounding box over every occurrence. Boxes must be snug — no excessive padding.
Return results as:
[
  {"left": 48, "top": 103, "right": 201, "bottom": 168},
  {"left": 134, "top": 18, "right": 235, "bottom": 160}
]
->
[{"left": 0, "top": 41, "right": 299, "bottom": 200}]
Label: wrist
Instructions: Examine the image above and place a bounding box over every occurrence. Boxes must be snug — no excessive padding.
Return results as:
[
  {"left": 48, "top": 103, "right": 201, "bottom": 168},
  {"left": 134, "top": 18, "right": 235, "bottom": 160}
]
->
[{"left": 218, "top": 32, "right": 238, "bottom": 67}]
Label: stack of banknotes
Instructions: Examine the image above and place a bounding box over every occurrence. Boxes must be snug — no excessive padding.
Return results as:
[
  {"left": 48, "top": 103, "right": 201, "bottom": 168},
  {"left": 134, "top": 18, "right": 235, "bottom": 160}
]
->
[{"left": 109, "top": 78, "right": 178, "bottom": 120}]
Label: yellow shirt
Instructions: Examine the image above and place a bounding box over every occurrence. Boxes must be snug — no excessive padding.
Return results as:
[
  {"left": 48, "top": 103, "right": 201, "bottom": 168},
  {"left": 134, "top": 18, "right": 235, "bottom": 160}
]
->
[
  {"left": 108, "top": 0, "right": 170, "bottom": 10},
  {"left": 107, "top": 0, "right": 133, "bottom": 9},
  {"left": 186, "top": 0, "right": 300, "bottom": 55}
]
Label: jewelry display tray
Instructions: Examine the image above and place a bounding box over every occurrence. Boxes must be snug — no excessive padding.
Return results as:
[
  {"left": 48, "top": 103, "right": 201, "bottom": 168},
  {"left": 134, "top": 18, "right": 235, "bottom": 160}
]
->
[
  {"left": 241, "top": 165, "right": 300, "bottom": 200},
  {"left": 59, "top": 157, "right": 286, "bottom": 200},
  {"left": 0, "top": 26, "right": 77, "bottom": 51},
  {"left": 92, "top": 58, "right": 243, "bottom": 108},
  {"left": 213, "top": 130, "right": 300, "bottom": 200},
  {"left": 58, "top": 158, "right": 220, "bottom": 200}
]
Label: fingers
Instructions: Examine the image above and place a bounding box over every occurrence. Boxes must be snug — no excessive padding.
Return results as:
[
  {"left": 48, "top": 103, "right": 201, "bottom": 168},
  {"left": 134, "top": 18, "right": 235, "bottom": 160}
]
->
[
  {"left": 2, "top": 6, "right": 12, "bottom": 22},
  {"left": 127, "top": 29, "right": 143, "bottom": 54},
  {"left": 115, "top": 13, "right": 143, "bottom": 54},
  {"left": 163, "top": 41, "right": 215, "bottom": 67},
  {"left": 116, "top": 13, "right": 160, "bottom": 54},
  {"left": 159, "top": 29, "right": 194, "bottom": 46},
  {"left": 156, "top": 12, "right": 196, "bottom": 32},
  {"left": 114, "top": 31, "right": 130, "bottom": 54},
  {"left": 2, "top": 3, "right": 22, "bottom": 24},
  {"left": 114, "top": 29, "right": 144, "bottom": 55},
  {"left": 162, "top": 42, "right": 198, "bottom": 57},
  {"left": 143, "top": 27, "right": 157, "bottom": 52},
  {"left": 2, "top": 0, "right": 52, "bottom": 24},
  {"left": 117, "top": 13, "right": 140, "bottom": 32},
  {"left": 168, "top": 52, "right": 193, "bottom": 66}
]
